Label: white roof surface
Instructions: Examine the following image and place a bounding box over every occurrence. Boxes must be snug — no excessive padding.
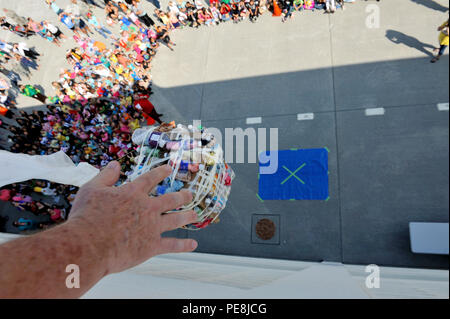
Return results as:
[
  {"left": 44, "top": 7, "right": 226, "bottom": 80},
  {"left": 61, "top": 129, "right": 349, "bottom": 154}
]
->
[
  {"left": 84, "top": 252, "right": 449, "bottom": 299},
  {"left": 0, "top": 233, "right": 448, "bottom": 298}
]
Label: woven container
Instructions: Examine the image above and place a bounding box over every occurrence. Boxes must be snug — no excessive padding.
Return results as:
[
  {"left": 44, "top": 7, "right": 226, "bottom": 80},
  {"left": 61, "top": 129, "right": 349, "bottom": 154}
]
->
[{"left": 128, "top": 122, "right": 234, "bottom": 230}]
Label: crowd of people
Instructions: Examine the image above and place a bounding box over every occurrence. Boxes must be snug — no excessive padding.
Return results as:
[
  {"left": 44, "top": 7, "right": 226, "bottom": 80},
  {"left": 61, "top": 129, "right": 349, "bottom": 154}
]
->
[
  {"left": 1, "top": 39, "right": 41, "bottom": 108},
  {"left": 1, "top": 8, "right": 68, "bottom": 45},
  {"left": 0, "top": 179, "right": 75, "bottom": 231},
  {"left": 0, "top": 0, "right": 170, "bottom": 232},
  {"left": 148, "top": 0, "right": 352, "bottom": 28}
]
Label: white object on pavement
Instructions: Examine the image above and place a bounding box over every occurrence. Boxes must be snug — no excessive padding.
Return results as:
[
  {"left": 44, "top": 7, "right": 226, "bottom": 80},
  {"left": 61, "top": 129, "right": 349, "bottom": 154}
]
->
[{"left": 0, "top": 150, "right": 99, "bottom": 188}]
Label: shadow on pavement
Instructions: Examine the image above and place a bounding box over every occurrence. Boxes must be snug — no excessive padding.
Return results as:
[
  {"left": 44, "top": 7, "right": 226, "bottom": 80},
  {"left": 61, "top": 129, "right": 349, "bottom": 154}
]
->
[
  {"left": 386, "top": 30, "right": 437, "bottom": 58},
  {"left": 410, "top": 0, "right": 449, "bottom": 13}
]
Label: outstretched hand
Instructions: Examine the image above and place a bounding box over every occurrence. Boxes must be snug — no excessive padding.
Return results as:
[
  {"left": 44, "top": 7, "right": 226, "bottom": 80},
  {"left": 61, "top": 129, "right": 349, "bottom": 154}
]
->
[
  {"left": 69, "top": 161, "right": 198, "bottom": 275},
  {"left": 0, "top": 161, "right": 199, "bottom": 298}
]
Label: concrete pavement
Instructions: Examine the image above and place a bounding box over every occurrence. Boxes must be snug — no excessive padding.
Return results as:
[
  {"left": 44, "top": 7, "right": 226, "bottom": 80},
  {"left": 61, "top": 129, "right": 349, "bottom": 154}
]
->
[{"left": 150, "top": 0, "right": 449, "bottom": 268}]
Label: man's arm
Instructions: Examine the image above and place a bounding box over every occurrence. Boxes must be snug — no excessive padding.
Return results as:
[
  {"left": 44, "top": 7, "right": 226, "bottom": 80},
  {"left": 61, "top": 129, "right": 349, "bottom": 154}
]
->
[
  {"left": 0, "top": 161, "right": 198, "bottom": 298},
  {"left": 437, "top": 22, "right": 448, "bottom": 31},
  {"left": 0, "top": 216, "right": 108, "bottom": 298}
]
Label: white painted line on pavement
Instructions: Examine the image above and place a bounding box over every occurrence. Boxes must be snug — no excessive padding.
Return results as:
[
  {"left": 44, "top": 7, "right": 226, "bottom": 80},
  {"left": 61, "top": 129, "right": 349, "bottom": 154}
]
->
[
  {"left": 437, "top": 103, "right": 449, "bottom": 111},
  {"left": 365, "top": 107, "right": 385, "bottom": 116},
  {"left": 297, "top": 113, "right": 314, "bottom": 121},
  {"left": 246, "top": 117, "right": 262, "bottom": 125}
]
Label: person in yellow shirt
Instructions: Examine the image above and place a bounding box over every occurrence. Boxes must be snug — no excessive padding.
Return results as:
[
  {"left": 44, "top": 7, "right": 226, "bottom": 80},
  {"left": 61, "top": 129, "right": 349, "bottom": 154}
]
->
[
  {"left": 431, "top": 20, "right": 449, "bottom": 63},
  {"left": 128, "top": 118, "right": 140, "bottom": 131}
]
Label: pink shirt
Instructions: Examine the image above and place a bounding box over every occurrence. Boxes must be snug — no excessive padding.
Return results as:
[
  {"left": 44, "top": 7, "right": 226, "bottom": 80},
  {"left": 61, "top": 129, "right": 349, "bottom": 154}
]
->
[
  {"left": 51, "top": 209, "right": 62, "bottom": 221},
  {"left": 0, "top": 189, "right": 11, "bottom": 201}
]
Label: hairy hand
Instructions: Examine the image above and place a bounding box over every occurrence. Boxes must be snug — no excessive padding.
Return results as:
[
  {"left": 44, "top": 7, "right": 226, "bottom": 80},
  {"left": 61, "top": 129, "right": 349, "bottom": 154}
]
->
[{"left": 69, "top": 161, "right": 198, "bottom": 275}]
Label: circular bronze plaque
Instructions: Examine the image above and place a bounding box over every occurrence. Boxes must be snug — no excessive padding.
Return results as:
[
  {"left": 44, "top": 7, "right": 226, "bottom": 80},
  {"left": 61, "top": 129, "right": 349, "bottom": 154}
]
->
[{"left": 255, "top": 218, "right": 276, "bottom": 240}]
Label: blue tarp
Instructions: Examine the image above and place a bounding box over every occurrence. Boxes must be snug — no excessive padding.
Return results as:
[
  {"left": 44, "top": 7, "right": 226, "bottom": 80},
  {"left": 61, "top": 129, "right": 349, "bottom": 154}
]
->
[{"left": 258, "top": 149, "right": 329, "bottom": 200}]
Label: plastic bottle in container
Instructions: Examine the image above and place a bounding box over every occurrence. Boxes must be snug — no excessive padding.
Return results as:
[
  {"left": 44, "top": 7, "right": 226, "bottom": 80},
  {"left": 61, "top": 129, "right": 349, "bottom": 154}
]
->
[{"left": 145, "top": 131, "right": 163, "bottom": 148}]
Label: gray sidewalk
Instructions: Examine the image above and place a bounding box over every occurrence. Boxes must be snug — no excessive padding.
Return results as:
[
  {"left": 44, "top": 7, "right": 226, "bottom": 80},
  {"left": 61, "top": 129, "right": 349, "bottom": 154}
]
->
[{"left": 149, "top": 0, "right": 449, "bottom": 268}]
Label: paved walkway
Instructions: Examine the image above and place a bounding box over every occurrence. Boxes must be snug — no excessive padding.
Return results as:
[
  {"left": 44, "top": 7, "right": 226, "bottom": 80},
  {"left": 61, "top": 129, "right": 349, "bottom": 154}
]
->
[{"left": 149, "top": 0, "right": 450, "bottom": 269}]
